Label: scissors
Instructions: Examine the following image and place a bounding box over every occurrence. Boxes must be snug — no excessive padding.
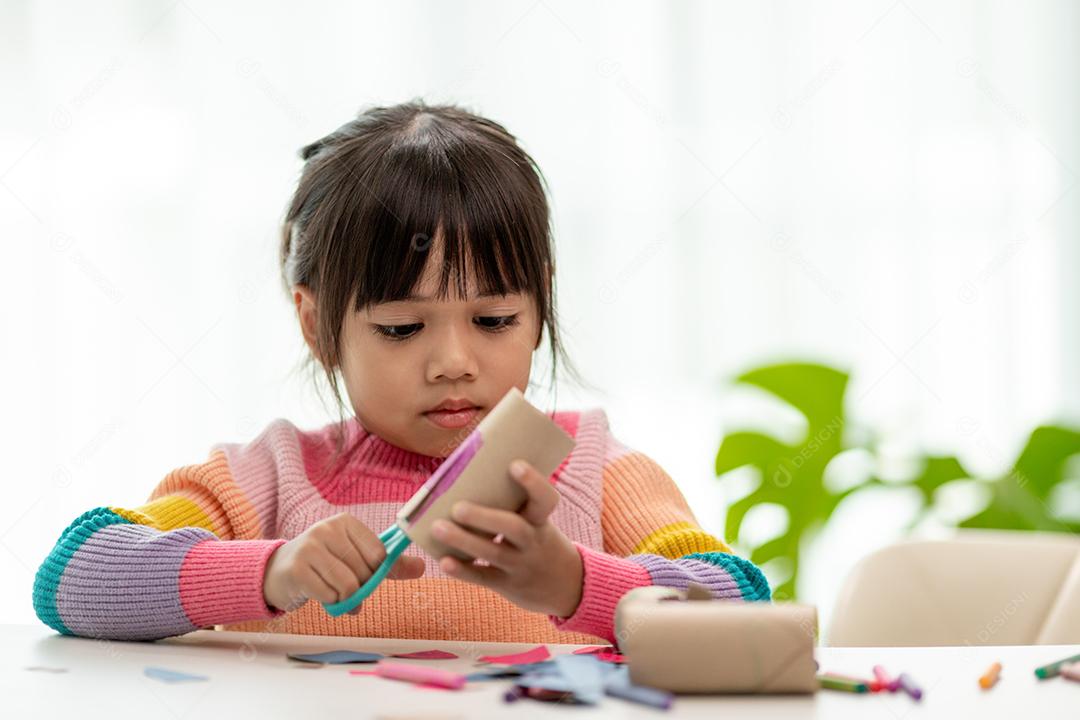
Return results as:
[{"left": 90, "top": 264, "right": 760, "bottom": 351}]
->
[
  {"left": 322, "top": 522, "right": 412, "bottom": 617},
  {"left": 321, "top": 430, "right": 483, "bottom": 617}
]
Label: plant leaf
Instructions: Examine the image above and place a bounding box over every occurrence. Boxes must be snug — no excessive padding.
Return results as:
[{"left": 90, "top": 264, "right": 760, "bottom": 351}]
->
[
  {"left": 715, "top": 432, "right": 790, "bottom": 476},
  {"left": 716, "top": 363, "right": 857, "bottom": 599},
  {"left": 737, "top": 363, "right": 848, "bottom": 429},
  {"left": 909, "top": 455, "right": 971, "bottom": 506}
]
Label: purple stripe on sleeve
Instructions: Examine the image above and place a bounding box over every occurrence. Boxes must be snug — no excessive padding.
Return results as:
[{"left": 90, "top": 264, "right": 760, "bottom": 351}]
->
[
  {"left": 55, "top": 523, "right": 216, "bottom": 640},
  {"left": 627, "top": 553, "right": 745, "bottom": 600}
]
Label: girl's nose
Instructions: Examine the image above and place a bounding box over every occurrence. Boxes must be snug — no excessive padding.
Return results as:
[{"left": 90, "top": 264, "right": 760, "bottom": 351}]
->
[{"left": 426, "top": 326, "right": 479, "bottom": 382}]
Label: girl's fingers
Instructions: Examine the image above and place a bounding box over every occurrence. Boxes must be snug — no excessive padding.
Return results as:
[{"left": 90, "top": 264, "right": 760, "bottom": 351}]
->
[
  {"left": 450, "top": 501, "right": 534, "bottom": 549},
  {"left": 296, "top": 562, "right": 343, "bottom": 605},
  {"left": 509, "top": 460, "right": 559, "bottom": 526},
  {"left": 325, "top": 530, "right": 371, "bottom": 582},
  {"left": 432, "top": 519, "right": 516, "bottom": 571},
  {"left": 312, "top": 550, "right": 362, "bottom": 602},
  {"left": 439, "top": 555, "right": 505, "bottom": 588},
  {"left": 342, "top": 516, "right": 388, "bottom": 570}
]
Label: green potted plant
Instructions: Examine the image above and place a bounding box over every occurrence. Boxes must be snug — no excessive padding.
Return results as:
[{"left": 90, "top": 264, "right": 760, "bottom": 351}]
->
[{"left": 715, "top": 362, "right": 1080, "bottom": 600}]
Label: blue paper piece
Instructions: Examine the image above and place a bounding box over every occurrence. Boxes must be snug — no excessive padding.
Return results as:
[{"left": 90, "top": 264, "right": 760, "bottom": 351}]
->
[
  {"left": 144, "top": 666, "right": 209, "bottom": 683},
  {"left": 510, "top": 660, "right": 557, "bottom": 675},
  {"left": 553, "top": 654, "right": 606, "bottom": 704},
  {"left": 509, "top": 656, "right": 672, "bottom": 710},
  {"left": 287, "top": 650, "right": 384, "bottom": 664},
  {"left": 467, "top": 660, "right": 558, "bottom": 681},
  {"left": 467, "top": 670, "right": 526, "bottom": 681},
  {"left": 516, "top": 675, "right": 578, "bottom": 692},
  {"left": 604, "top": 666, "right": 674, "bottom": 710},
  {"left": 511, "top": 654, "right": 608, "bottom": 705}
]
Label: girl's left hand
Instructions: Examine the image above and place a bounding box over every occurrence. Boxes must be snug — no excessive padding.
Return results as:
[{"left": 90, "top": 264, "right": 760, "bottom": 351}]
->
[{"left": 430, "top": 459, "right": 583, "bottom": 618}]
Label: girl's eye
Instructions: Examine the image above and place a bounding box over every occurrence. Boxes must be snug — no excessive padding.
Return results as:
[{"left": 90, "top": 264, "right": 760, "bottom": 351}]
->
[
  {"left": 372, "top": 323, "right": 423, "bottom": 341},
  {"left": 371, "top": 315, "right": 519, "bottom": 341},
  {"left": 475, "top": 314, "right": 520, "bottom": 332}
]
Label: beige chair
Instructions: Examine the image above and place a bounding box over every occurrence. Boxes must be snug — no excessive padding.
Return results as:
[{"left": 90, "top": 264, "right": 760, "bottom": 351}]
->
[{"left": 826, "top": 529, "right": 1080, "bottom": 646}]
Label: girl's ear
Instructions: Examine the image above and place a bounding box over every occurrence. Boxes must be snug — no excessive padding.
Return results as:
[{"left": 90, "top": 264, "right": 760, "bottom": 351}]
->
[{"left": 293, "top": 285, "right": 322, "bottom": 362}]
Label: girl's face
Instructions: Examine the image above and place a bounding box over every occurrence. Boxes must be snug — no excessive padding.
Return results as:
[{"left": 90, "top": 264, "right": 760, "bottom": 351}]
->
[{"left": 295, "top": 243, "right": 541, "bottom": 458}]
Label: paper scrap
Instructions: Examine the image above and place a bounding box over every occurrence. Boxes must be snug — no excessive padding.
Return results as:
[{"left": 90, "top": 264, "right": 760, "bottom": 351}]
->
[
  {"left": 391, "top": 649, "right": 459, "bottom": 660},
  {"left": 528, "top": 687, "right": 582, "bottom": 703},
  {"left": 466, "top": 660, "right": 556, "bottom": 681},
  {"left": 144, "top": 666, "right": 209, "bottom": 683},
  {"left": 605, "top": 666, "right": 674, "bottom": 709},
  {"left": 572, "top": 646, "right": 625, "bottom": 663},
  {"left": 378, "top": 662, "right": 467, "bottom": 690},
  {"left": 477, "top": 645, "right": 550, "bottom": 665},
  {"left": 505, "top": 654, "right": 671, "bottom": 710},
  {"left": 510, "top": 655, "right": 604, "bottom": 705},
  {"left": 542, "top": 655, "right": 604, "bottom": 704},
  {"left": 288, "top": 650, "right": 384, "bottom": 664},
  {"left": 352, "top": 669, "right": 462, "bottom": 690}
]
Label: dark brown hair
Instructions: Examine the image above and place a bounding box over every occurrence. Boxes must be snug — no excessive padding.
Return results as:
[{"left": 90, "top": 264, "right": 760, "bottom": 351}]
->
[{"left": 280, "top": 100, "right": 578, "bottom": 443}]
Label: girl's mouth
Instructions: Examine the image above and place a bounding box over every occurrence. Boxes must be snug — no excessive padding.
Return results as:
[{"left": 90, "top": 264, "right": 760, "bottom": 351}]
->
[{"left": 423, "top": 406, "right": 481, "bottom": 429}]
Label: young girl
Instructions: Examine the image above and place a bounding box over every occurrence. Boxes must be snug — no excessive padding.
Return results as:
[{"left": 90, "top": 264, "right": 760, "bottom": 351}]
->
[{"left": 32, "top": 101, "right": 770, "bottom": 645}]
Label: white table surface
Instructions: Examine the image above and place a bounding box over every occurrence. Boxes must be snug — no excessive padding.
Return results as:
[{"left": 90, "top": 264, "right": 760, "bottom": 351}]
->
[{"left": 2, "top": 624, "right": 1077, "bottom": 718}]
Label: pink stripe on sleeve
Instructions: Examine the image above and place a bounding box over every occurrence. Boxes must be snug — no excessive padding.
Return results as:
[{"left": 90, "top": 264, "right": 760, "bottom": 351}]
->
[
  {"left": 549, "top": 543, "right": 652, "bottom": 643},
  {"left": 178, "top": 538, "right": 288, "bottom": 627}
]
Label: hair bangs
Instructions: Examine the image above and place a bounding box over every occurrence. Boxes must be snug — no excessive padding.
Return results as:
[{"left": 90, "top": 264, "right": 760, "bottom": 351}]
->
[{"left": 351, "top": 119, "right": 542, "bottom": 311}]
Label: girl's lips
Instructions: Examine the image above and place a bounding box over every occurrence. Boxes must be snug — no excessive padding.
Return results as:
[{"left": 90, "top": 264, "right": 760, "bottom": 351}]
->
[{"left": 423, "top": 406, "right": 480, "bottom": 429}]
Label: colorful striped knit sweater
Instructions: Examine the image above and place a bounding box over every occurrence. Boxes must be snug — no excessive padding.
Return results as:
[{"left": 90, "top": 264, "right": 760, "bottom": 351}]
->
[{"left": 33, "top": 409, "right": 770, "bottom": 644}]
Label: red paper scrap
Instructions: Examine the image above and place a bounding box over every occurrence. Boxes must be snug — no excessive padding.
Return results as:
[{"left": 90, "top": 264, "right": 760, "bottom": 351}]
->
[
  {"left": 477, "top": 645, "right": 551, "bottom": 665},
  {"left": 571, "top": 646, "right": 625, "bottom": 663}
]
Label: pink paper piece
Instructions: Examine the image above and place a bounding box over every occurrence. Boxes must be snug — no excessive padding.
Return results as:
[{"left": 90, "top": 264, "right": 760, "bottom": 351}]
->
[
  {"left": 377, "top": 661, "right": 468, "bottom": 690},
  {"left": 596, "top": 651, "right": 626, "bottom": 664},
  {"left": 571, "top": 646, "right": 625, "bottom": 663},
  {"left": 350, "top": 665, "right": 465, "bottom": 690},
  {"left": 391, "top": 650, "right": 460, "bottom": 660},
  {"left": 350, "top": 670, "right": 452, "bottom": 691},
  {"left": 478, "top": 645, "right": 551, "bottom": 665}
]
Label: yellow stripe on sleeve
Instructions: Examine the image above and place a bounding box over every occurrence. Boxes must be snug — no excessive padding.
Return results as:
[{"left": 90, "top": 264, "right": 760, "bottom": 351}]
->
[
  {"left": 631, "top": 521, "right": 732, "bottom": 558},
  {"left": 109, "top": 494, "right": 218, "bottom": 534}
]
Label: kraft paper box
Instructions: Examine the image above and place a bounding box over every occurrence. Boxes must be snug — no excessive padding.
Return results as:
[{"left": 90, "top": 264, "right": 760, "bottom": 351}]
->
[
  {"left": 615, "top": 585, "right": 819, "bottom": 694},
  {"left": 397, "top": 387, "right": 575, "bottom": 560}
]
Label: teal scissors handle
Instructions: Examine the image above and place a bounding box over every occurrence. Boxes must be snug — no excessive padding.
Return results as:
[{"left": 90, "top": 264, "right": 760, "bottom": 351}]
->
[{"left": 322, "top": 524, "right": 412, "bottom": 617}]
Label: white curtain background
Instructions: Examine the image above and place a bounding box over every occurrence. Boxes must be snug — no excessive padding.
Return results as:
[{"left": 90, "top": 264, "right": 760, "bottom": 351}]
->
[{"left": 2, "top": 1, "right": 1077, "bottom": 631}]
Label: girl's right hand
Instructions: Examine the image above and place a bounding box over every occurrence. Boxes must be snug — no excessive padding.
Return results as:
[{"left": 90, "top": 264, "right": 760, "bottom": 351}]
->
[{"left": 262, "top": 512, "right": 425, "bottom": 614}]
